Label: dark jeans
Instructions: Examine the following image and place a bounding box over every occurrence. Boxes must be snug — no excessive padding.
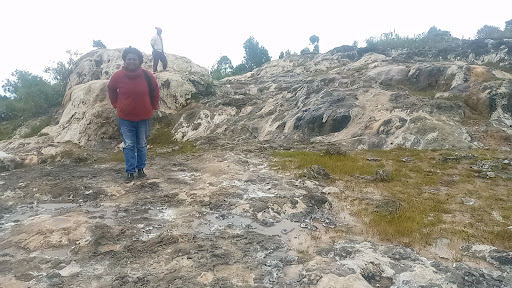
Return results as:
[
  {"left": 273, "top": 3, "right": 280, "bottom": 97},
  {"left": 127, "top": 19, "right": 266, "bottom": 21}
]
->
[
  {"left": 118, "top": 118, "right": 150, "bottom": 173},
  {"left": 152, "top": 50, "right": 168, "bottom": 72}
]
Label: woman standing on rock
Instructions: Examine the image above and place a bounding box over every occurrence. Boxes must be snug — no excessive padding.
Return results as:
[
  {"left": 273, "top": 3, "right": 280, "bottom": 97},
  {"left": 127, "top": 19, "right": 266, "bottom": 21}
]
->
[{"left": 108, "top": 47, "right": 160, "bottom": 183}]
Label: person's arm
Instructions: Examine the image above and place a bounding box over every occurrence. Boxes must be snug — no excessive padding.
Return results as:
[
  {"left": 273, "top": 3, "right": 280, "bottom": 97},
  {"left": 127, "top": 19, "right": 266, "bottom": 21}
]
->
[
  {"left": 107, "top": 74, "right": 119, "bottom": 108},
  {"left": 150, "top": 72, "right": 159, "bottom": 110},
  {"left": 150, "top": 36, "right": 156, "bottom": 50}
]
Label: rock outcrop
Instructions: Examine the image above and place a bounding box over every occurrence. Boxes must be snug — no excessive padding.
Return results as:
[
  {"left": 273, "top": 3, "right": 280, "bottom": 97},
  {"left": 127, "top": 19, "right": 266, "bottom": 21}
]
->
[
  {"left": 174, "top": 52, "right": 512, "bottom": 149},
  {"left": 2, "top": 43, "right": 512, "bottom": 153},
  {"left": 42, "top": 49, "right": 210, "bottom": 146}
]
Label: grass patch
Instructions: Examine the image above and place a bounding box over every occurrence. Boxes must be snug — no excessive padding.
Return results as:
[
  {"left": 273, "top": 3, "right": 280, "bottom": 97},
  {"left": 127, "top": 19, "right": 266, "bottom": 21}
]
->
[
  {"left": 0, "top": 119, "right": 23, "bottom": 140},
  {"left": 98, "top": 150, "right": 125, "bottom": 163},
  {"left": 22, "top": 116, "right": 53, "bottom": 138},
  {"left": 411, "top": 90, "right": 438, "bottom": 99},
  {"left": 148, "top": 126, "right": 198, "bottom": 155},
  {"left": 271, "top": 148, "right": 512, "bottom": 250},
  {"left": 271, "top": 150, "right": 382, "bottom": 177}
]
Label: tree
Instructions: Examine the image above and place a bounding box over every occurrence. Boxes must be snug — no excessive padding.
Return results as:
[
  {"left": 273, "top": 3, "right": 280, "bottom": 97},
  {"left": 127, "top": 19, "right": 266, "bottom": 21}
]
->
[
  {"left": 210, "top": 56, "right": 234, "bottom": 80},
  {"left": 243, "top": 36, "right": 271, "bottom": 71},
  {"left": 313, "top": 44, "right": 319, "bottom": 53},
  {"left": 309, "top": 35, "right": 319, "bottom": 45},
  {"left": 1, "top": 70, "right": 62, "bottom": 117},
  {"left": 505, "top": 19, "right": 512, "bottom": 31},
  {"left": 352, "top": 41, "right": 358, "bottom": 47},
  {"left": 92, "top": 40, "right": 106, "bottom": 49},
  {"left": 279, "top": 52, "right": 285, "bottom": 59},
  {"left": 504, "top": 19, "right": 512, "bottom": 37},
  {"left": 300, "top": 47, "right": 311, "bottom": 55},
  {"left": 232, "top": 63, "right": 249, "bottom": 75},
  {"left": 285, "top": 49, "right": 292, "bottom": 57},
  {"left": 43, "top": 50, "right": 81, "bottom": 91},
  {"left": 476, "top": 25, "right": 503, "bottom": 39},
  {"left": 214, "top": 56, "right": 234, "bottom": 75}
]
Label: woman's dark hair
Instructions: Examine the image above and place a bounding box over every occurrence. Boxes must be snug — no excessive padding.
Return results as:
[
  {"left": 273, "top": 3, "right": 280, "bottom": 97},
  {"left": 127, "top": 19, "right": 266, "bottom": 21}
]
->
[{"left": 122, "top": 46, "right": 143, "bottom": 64}]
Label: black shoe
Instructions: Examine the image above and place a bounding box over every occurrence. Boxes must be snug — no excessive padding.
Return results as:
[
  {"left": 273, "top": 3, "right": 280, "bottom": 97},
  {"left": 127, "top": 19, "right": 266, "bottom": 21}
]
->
[
  {"left": 137, "top": 169, "right": 147, "bottom": 178},
  {"left": 125, "top": 173, "right": 135, "bottom": 183}
]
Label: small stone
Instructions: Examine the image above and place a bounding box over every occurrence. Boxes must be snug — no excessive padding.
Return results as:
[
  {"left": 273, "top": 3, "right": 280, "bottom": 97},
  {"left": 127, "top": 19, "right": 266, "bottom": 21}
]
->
[
  {"left": 477, "top": 171, "right": 496, "bottom": 178},
  {"left": 367, "top": 157, "right": 382, "bottom": 162},
  {"left": 322, "top": 187, "right": 340, "bottom": 194},
  {"left": 374, "top": 169, "right": 391, "bottom": 182},
  {"left": 401, "top": 157, "right": 414, "bottom": 163},
  {"left": 303, "top": 165, "right": 331, "bottom": 179},
  {"left": 462, "top": 197, "right": 475, "bottom": 205},
  {"left": 46, "top": 271, "right": 61, "bottom": 280}
]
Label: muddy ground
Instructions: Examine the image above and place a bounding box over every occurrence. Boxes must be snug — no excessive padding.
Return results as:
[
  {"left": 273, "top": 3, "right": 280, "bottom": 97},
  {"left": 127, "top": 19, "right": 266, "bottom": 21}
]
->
[{"left": 0, "top": 147, "right": 511, "bottom": 288}]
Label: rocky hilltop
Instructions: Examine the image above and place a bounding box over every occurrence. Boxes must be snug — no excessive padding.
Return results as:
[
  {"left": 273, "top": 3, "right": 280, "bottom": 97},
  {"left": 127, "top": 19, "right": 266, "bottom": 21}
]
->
[
  {"left": 174, "top": 45, "right": 512, "bottom": 150},
  {"left": 1, "top": 42, "right": 512, "bottom": 287},
  {"left": 2, "top": 42, "right": 512, "bottom": 156}
]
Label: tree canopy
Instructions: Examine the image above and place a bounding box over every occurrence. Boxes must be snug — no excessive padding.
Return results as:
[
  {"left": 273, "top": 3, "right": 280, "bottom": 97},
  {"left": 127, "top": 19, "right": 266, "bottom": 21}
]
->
[
  {"left": 309, "top": 35, "right": 319, "bottom": 45},
  {"left": 476, "top": 25, "right": 503, "bottom": 39},
  {"left": 93, "top": 40, "right": 107, "bottom": 49},
  {"left": 43, "top": 50, "right": 81, "bottom": 91},
  {"left": 243, "top": 36, "right": 271, "bottom": 71},
  {"left": 1, "top": 70, "right": 62, "bottom": 118}
]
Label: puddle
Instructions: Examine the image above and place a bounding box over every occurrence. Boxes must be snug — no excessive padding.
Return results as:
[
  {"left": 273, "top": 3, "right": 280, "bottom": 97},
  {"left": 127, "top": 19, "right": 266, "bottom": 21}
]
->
[
  {"left": 199, "top": 213, "right": 300, "bottom": 236},
  {"left": 85, "top": 206, "right": 117, "bottom": 226},
  {"left": 0, "top": 203, "right": 78, "bottom": 230}
]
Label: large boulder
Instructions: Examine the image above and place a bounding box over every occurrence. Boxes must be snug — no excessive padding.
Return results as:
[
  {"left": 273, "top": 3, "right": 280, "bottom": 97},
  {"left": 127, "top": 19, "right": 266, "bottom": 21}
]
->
[{"left": 43, "top": 49, "right": 210, "bottom": 146}]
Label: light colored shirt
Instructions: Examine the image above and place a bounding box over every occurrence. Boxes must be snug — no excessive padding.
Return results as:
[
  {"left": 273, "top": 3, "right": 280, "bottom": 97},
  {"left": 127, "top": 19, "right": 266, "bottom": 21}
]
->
[{"left": 151, "top": 34, "right": 164, "bottom": 52}]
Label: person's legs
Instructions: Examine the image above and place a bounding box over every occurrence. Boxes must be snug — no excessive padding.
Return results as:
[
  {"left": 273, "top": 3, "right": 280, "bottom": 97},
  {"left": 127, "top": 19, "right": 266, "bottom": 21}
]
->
[
  {"left": 152, "top": 50, "right": 160, "bottom": 72},
  {"left": 118, "top": 118, "right": 137, "bottom": 174},
  {"left": 161, "top": 52, "right": 168, "bottom": 71},
  {"left": 135, "top": 119, "right": 150, "bottom": 172}
]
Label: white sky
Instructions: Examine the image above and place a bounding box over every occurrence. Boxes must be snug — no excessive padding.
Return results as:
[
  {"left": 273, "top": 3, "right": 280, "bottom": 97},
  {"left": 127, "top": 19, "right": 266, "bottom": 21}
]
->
[{"left": 0, "top": 0, "right": 511, "bottom": 86}]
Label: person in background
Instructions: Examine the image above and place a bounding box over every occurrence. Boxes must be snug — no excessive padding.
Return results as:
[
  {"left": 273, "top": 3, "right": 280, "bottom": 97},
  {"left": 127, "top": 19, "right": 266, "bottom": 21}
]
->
[
  {"left": 151, "top": 27, "right": 168, "bottom": 73},
  {"left": 108, "top": 47, "right": 160, "bottom": 183}
]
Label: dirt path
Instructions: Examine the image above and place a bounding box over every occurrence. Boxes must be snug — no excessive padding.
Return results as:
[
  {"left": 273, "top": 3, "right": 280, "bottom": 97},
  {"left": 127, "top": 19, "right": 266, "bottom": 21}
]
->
[{"left": 0, "top": 149, "right": 510, "bottom": 287}]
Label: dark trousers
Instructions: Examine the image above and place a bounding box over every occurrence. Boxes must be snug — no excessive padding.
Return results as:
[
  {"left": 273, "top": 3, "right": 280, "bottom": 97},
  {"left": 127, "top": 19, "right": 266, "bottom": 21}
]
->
[{"left": 152, "top": 50, "right": 168, "bottom": 72}]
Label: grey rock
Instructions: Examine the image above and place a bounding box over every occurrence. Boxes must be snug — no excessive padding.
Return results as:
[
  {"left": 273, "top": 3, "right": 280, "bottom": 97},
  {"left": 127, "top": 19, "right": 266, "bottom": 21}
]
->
[{"left": 303, "top": 165, "right": 331, "bottom": 180}]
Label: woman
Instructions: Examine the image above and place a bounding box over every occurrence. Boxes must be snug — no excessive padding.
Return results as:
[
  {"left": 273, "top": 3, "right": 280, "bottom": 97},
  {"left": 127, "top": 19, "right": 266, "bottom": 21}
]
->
[{"left": 108, "top": 47, "right": 160, "bottom": 183}]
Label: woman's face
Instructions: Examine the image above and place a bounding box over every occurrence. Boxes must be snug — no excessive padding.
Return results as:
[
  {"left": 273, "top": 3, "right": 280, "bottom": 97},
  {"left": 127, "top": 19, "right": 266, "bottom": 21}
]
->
[{"left": 124, "top": 53, "right": 140, "bottom": 71}]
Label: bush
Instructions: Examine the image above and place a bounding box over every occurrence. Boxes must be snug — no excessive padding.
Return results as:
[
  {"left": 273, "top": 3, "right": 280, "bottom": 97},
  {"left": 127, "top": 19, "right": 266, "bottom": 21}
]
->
[
  {"left": 1, "top": 70, "right": 63, "bottom": 118},
  {"left": 22, "top": 116, "right": 53, "bottom": 138}
]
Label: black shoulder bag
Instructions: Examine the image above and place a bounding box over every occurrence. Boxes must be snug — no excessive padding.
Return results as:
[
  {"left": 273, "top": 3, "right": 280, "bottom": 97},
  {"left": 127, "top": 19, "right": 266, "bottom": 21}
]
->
[{"left": 142, "top": 70, "right": 155, "bottom": 103}]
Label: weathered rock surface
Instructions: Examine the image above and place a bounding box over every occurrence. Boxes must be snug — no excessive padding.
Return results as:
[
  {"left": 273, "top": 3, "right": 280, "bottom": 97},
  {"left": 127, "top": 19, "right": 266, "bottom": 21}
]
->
[
  {"left": 41, "top": 48, "right": 210, "bottom": 146},
  {"left": 174, "top": 52, "right": 512, "bottom": 150}
]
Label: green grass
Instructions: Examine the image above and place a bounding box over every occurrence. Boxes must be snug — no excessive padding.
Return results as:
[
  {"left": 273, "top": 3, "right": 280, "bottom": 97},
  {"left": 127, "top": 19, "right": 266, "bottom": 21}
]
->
[
  {"left": 22, "top": 116, "right": 53, "bottom": 138},
  {"left": 98, "top": 150, "right": 125, "bottom": 163},
  {"left": 271, "top": 150, "right": 383, "bottom": 177},
  {"left": 0, "top": 119, "right": 23, "bottom": 140},
  {"left": 271, "top": 148, "right": 512, "bottom": 250},
  {"left": 148, "top": 126, "right": 198, "bottom": 155}
]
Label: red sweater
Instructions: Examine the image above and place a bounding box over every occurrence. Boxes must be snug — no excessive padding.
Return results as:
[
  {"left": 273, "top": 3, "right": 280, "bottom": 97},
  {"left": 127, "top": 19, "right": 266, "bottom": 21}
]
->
[{"left": 108, "top": 66, "right": 160, "bottom": 121}]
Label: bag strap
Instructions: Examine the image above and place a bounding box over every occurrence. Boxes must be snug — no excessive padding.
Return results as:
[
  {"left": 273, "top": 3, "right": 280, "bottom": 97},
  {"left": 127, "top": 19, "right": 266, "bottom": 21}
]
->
[{"left": 142, "top": 69, "right": 154, "bottom": 102}]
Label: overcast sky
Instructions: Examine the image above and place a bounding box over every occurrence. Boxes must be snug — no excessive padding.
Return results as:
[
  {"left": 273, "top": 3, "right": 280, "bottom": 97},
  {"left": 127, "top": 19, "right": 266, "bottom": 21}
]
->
[{"left": 1, "top": 0, "right": 511, "bottom": 86}]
